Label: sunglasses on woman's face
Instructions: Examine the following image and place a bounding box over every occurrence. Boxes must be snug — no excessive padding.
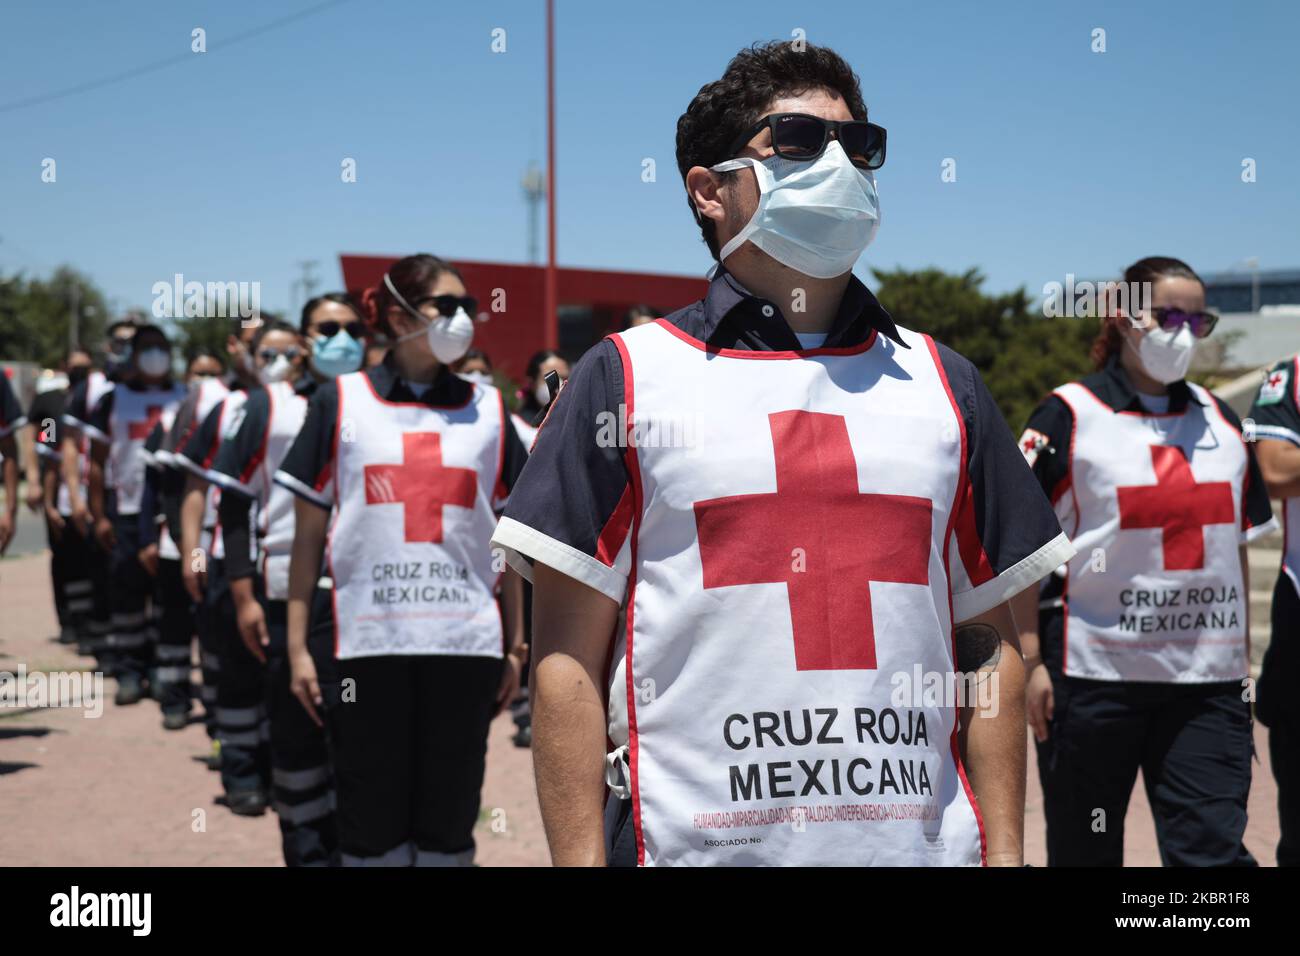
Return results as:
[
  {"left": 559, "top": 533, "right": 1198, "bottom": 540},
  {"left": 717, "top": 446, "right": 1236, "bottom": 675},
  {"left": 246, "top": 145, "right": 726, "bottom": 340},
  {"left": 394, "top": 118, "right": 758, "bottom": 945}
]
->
[
  {"left": 727, "top": 112, "right": 887, "bottom": 170},
  {"left": 314, "top": 320, "right": 367, "bottom": 339},
  {"left": 258, "top": 346, "right": 302, "bottom": 363},
  {"left": 1151, "top": 307, "right": 1218, "bottom": 339},
  {"left": 412, "top": 295, "right": 478, "bottom": 319}
]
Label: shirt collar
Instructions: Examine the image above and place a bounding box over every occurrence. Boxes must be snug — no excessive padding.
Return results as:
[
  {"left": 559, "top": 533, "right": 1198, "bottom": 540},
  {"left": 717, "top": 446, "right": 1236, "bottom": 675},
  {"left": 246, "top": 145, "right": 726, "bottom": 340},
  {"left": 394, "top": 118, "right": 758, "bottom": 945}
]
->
[
  {"left": 369, "top": 353, "right": 470, "bottom": 405},
  {"left": 1100, "top": 355, "right": 1203, "bottom": 412},
  {"left": 699, "top": 268, "right": 906, "bottom": 351}
]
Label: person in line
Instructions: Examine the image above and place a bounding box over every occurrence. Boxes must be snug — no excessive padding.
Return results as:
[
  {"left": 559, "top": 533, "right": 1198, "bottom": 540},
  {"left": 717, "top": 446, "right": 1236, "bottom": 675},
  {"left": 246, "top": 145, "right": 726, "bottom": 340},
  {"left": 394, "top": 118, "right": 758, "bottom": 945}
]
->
[
  {"left": 278, "top": 254, "right": 529, "bottom": 866},
  {"left": 85, "top": 325, "right": 188, "bottom": 704},
  {"left": 138, "top": 349, "right": 226, "bottom": 729},
  {"left": 492, "top": 41, "right": 1071, "bottom": 866},
  {"left": 22, "top": 349, "right": 97, "bottom": 643},
  {"left": 1245, "top": 351, "right": 1300, "bottom": 866},
  {"left": 209, "top": 295, "right": 363, "bottom": 861},
  {"left": 59, "top": 319, "right": 138, "bottom": 661},
  {"left": 167, "top": 325, "right": 261, "bottom": 764},
  {"left": 1014, "top": 256, "right": 1273, "bottom": 866}
]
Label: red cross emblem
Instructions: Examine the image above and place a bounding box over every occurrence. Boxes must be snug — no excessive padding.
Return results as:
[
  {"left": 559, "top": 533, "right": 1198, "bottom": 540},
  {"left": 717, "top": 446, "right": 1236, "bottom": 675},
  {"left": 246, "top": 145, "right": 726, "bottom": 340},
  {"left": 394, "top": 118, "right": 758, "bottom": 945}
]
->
[
  {"left": 693, "top": 410, "right": 932, "bottom": 671},
  {"left": 128, "top": 405, "right": 163, "bottom": 441},
  {"left": 363, "top": 432, "right": 477, "bottom": 542},
  {"left": 1116, "top": 444, "right": 1234, "bottom": 570},
  {"left": 1268, "top": 371, "right": 1286, "bottom": 389}
]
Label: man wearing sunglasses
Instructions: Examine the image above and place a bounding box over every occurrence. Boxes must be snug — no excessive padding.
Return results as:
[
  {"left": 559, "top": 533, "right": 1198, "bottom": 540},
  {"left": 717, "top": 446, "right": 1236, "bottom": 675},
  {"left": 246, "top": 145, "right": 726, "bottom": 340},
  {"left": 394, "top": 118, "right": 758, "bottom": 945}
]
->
[{"left": 493, "top": 41, "right": 1071, "bottom": 867}]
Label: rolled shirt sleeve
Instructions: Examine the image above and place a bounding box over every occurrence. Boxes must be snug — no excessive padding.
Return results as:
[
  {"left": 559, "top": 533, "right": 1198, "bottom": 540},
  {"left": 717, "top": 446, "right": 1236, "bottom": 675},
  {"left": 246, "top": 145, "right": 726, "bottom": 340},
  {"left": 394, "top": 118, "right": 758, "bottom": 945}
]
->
[
  {"left": 491, "top": 340, "right": 635, "bottom": 604},
  {"left": 933, "top": 344, "right": 1075, "bottom": 622}
]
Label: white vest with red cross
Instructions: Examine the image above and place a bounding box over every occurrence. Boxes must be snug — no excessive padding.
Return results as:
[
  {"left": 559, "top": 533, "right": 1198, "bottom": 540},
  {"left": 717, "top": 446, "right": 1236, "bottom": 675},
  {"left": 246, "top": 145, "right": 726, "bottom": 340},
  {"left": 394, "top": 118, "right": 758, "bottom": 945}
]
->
[
  {"left": 108, "top": 383, "right": 187, "bottom": 515},
  {"left": 76, "top": 371, "right": 116, "bottom": 487},
  {"left": 607, "top": 320, "right": 985, "bottom": 867},
  {"left": 254, "top": 380, "right": 311, "bottom": 601},
  {"left": 328, "top": 371, "right": 507, "bottom": 660},
  {"left": 1053, "top": 381, "right": 1251, "bottom": 683}
]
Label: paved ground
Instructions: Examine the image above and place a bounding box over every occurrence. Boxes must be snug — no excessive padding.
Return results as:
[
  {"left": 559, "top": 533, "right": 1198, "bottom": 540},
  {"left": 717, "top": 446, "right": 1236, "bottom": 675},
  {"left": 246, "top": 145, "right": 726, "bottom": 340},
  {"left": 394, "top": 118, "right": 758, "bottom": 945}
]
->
[{"left": 0, "top": 504, "right": 1283, "bottom": 865}]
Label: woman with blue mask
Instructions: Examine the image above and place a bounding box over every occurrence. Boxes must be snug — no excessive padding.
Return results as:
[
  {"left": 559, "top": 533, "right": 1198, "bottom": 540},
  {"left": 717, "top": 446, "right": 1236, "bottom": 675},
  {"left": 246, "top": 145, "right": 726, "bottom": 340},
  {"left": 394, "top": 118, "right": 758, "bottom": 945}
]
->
[
  {"left": 278, "top": 255, "right": 529, "bottom": 866},
  {"left": 1013, "top": 256, "right": 1274, "bottom": 866},
  {"left": 305, "top": 296, "right": 367, "bottom": 380}
]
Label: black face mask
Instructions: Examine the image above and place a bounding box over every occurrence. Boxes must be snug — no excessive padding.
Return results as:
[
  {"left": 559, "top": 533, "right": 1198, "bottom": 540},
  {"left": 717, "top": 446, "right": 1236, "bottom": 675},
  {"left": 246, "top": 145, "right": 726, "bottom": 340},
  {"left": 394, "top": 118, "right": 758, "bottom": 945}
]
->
[{"left": 67, "top": 366, "right": 92, "bottom": 387}]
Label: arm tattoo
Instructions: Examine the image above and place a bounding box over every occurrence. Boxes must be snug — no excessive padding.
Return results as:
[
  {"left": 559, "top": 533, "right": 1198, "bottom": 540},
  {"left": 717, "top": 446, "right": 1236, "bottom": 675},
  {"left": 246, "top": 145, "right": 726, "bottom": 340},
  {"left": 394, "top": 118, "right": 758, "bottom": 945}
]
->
[{"left": 955, "top": 622, "right": 1001, "bottom": 682}]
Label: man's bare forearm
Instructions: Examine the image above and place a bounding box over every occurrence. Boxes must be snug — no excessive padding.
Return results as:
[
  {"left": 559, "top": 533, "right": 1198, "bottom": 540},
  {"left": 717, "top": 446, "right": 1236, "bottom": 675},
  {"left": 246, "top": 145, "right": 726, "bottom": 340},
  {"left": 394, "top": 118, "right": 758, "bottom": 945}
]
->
[
  {"left": 956, "top": 599, "right": 1026, "bottom": 867},
  {"left": 530, "top": 562, "right": 620, "bottom": 866}
]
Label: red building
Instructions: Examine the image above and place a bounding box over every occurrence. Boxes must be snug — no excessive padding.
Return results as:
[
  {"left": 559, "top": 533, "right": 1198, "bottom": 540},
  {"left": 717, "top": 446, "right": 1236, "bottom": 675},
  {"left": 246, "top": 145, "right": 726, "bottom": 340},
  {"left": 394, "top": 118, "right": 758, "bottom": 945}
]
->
[{"left": 339, "top": 255, "right": 707, "bottom": 381}]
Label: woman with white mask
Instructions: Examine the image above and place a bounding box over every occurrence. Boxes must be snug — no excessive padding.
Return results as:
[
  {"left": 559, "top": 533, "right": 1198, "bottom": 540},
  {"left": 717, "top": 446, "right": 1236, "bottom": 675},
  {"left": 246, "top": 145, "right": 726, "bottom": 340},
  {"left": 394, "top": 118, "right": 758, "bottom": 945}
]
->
[
  {"left": 278, "top": 254, "right": 529, "bottom": 866},
  {"left": 1012, "top": 256, "right": 1275, "bottom": 866},
  {"left": 85, "top": 324, "right": 189, "bottom": 705}
]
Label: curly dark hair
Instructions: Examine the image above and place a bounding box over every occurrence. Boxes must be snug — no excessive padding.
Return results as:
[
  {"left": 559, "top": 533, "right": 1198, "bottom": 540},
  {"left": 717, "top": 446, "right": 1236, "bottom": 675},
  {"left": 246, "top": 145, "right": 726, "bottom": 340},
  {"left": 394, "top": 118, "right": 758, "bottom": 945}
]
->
[{"left": 675, "top": 41, "right": 869, "bottom": 260}]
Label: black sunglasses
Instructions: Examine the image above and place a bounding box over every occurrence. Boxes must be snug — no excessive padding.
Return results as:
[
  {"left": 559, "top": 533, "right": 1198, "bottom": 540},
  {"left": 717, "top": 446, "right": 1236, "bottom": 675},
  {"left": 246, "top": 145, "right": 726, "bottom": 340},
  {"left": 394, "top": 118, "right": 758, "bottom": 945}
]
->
[
  {"left": 1151, "top": 307, "right": 1218, "bottom": 339},
  {"left": 410, "top": 294, "right": 478, "bottom": 320},
  {"left": 315, "top": 320, "right": 367, "bottom": 339},
  {"left": 727, "top": 112, "right": 887, "bottom": 170},
  {"left": 258, "top": 346, "right": 302, "bottom": 362}
]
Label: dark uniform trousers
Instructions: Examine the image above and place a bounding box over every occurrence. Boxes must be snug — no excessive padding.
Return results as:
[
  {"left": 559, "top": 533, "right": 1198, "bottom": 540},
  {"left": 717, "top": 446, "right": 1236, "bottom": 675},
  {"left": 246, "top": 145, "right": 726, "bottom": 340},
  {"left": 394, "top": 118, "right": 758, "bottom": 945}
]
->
[
  {"left": 194, "top": 556, "right": 227, "bottom": 740},
  {"left": 46, "top": 513, "right": 97, "bottom": 642},
  {"left": 1257, "top": 573, "right": 1300, "bottom": 867},
  {"left": 152, "top": 557, "right": 195, "bottom": 716},
  {"left": 210, "top": 559, "right": 270, "bottom": 796},
  {"left": 264, "top": 592, "right": 337, "bottom": 866},
  {"left": 105, "top": 513, "right": 154, "bottom": 684},
  {"left": 313, "top": 589, "right": 501, "bottom": 866},
  {"left": 1036, "top": 660, "right": 1257, "bottom": 867}
]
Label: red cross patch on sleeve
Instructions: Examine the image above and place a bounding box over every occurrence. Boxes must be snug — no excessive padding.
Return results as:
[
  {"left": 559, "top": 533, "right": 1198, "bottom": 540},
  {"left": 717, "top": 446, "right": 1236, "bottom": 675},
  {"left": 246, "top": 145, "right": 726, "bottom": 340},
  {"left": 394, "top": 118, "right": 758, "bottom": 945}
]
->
[{"left": 1018, "top": 427, "right": 1049, "bottom": 467}]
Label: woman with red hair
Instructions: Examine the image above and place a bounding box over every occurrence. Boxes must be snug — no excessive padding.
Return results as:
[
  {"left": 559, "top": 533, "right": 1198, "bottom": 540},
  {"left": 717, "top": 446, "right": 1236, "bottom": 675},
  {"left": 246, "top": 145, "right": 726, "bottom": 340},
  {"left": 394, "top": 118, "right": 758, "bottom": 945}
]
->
[{"left": 276, "top": 253, "right": 529, "bottom": 866}]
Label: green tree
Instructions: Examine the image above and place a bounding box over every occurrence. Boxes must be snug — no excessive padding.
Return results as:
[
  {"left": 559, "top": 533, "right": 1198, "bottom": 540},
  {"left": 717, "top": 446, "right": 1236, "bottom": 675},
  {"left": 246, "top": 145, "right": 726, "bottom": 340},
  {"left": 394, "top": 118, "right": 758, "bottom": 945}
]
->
[
  {"left": 0, "top": 266, "right": 110, "bottom": 367},
  {"left": 871, "top": 266, "right": 1098, "bottom": 430}
]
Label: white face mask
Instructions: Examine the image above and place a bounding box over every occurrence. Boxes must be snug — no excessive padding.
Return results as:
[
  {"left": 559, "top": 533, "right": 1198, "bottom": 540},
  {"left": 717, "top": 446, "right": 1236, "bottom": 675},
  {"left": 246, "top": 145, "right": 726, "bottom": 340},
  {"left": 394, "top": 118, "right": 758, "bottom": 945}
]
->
[
  {"left": 710, "top": 140, "right": 881, "bottom": 279},
  {"left": 137, "top": 348, "right": 171, "bottom": 378},
  {"left": 259, "top": 354, "right": 294, "bottom": 385},
  {"left": 1128, "top": 320, "right": 1196, "bottom": 384},
  {"left": 533, "top": 380, "right": 550, "bottom": 406},
  {"left": 459, "top": 370, "right": 492, "bottom": 386}
]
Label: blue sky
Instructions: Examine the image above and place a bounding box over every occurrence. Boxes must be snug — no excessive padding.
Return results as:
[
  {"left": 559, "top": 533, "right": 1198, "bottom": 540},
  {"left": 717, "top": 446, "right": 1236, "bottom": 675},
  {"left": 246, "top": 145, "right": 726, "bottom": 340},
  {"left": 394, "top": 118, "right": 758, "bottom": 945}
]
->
[{"left": 1, "top": 0, "right": 1296, "bottom": 319}]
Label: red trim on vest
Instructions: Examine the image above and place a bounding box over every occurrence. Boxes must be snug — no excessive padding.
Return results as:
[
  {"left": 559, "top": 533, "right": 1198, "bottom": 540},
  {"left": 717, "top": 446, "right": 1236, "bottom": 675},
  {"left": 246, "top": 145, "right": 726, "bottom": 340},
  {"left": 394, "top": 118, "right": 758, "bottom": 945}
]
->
[
  {"left": 609, "top": 332, "right": 647, "bottom": 866},
  {"left": 240, "top": 389, "right": 273, "bottom": 487},
  {"left": 922, "top": 333, "right": 988, "bottom": 865},
  {"left": 651, "top": 317, "right": 879, "bottom": 359},
  {"left": 330, "top": 377, "right": 345, "bottom": 658},
  {"left": 595, "top": 483, "right": 634, "bottom": 568},
  {"left": 494, "top": 389, "right": 509, "bottom": 503}
]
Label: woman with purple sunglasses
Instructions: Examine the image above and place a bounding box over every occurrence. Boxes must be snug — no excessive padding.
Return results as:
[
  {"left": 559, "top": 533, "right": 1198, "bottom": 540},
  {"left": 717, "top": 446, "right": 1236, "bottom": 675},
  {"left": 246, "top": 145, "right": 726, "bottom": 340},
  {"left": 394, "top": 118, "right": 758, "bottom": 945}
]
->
[{"left": 1009, "top": 256, "right": 1275, "bottom": 866}]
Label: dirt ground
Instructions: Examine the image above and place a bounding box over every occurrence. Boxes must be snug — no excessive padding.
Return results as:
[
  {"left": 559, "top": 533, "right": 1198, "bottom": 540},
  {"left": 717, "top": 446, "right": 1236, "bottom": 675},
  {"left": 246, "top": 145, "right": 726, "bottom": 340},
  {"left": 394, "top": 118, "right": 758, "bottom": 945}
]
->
[{"left": 0, "top": 545, "right": 1282, "bottom": 866}]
